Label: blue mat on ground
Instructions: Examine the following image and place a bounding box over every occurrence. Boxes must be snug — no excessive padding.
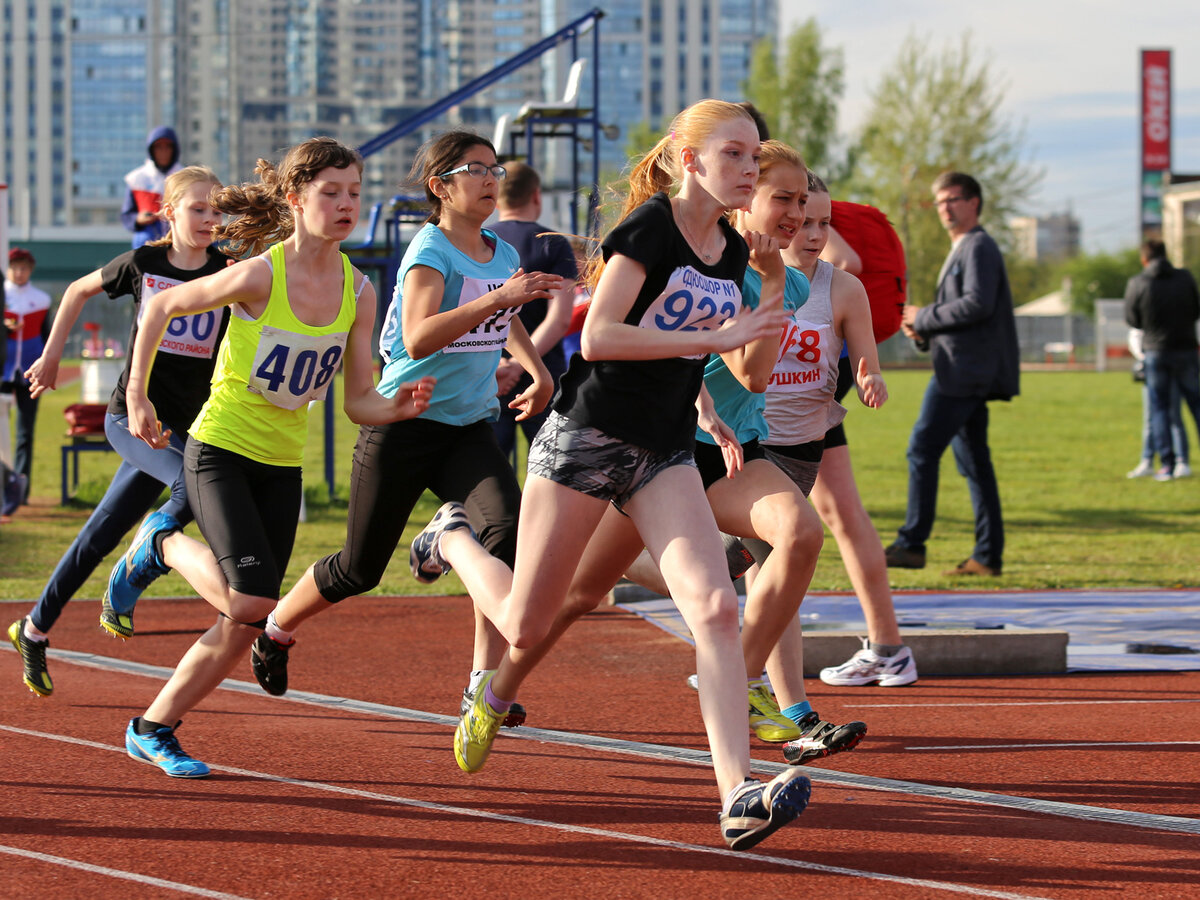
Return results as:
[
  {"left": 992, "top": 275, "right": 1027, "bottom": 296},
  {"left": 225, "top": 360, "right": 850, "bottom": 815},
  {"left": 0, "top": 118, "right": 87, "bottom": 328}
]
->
[{"left": 615, "top": 588, "right": 1200, "bottom": 673}]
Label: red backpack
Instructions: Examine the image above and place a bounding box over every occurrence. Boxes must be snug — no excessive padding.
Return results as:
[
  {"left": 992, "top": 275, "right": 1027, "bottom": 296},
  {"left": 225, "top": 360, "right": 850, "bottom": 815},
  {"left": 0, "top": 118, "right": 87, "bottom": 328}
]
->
[{"left": 829, "top": 201, "right": 907, "bottom": 344}]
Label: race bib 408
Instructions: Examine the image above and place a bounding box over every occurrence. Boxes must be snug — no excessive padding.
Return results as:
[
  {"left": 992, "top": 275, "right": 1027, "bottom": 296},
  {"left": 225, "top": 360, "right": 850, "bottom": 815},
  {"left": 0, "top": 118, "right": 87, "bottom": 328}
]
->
[{"left": 247, "top": 325, "right": 347, "bottom": 410}]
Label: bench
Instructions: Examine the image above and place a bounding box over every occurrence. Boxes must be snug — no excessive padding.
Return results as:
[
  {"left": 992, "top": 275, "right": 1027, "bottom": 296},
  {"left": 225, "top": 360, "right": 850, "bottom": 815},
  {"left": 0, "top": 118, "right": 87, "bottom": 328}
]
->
[
  {"left": 1043, "top": 341, "right": 1075, "bottom": 363},
  {"left": 61, "top": 403, "right": 115, "bottom": 503}
]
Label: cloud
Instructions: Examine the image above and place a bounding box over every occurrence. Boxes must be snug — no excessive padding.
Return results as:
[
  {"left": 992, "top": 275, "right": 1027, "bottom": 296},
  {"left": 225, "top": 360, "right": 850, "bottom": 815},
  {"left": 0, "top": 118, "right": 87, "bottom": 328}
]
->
[{"left": 780, "top": 5, "right": 1200, "bottom": 251}]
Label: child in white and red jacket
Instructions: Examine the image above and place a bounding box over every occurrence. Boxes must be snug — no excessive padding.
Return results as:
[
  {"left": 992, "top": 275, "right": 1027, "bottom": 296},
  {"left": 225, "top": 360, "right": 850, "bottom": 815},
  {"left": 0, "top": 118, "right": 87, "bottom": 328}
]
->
[
  {"left": 2, "top": 247, "right": 52, "bottom": 511},
  {"left": 120, "top": 126, "right": 182, "bottom": 248}
]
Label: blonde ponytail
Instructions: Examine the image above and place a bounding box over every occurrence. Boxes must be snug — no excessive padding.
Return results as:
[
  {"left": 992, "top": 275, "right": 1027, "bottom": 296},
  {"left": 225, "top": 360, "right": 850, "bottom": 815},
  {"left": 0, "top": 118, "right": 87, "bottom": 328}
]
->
[{"left": 586, "top": 99, "right": 754, "bottom": 291}]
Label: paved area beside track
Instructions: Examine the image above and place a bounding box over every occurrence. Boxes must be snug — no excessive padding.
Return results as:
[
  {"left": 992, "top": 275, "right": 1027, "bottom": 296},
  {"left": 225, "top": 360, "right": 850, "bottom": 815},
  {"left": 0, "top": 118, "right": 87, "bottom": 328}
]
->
[{"left": 614, "top": 586, "right": 1200, "bottom": 675}]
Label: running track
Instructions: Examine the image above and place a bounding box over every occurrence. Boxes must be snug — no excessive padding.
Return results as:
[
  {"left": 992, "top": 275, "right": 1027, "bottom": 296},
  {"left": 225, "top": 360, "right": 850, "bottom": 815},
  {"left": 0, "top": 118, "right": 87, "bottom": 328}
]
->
[{"left": 3, "top": 594, "right": 1199, "bottom": 899}]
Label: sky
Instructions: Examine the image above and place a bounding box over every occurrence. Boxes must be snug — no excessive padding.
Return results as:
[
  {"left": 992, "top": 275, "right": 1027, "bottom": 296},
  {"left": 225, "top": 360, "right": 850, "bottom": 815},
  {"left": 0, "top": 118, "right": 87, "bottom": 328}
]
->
[{"left": 781, "top": 2, "right": 1200, "bottom": 253}]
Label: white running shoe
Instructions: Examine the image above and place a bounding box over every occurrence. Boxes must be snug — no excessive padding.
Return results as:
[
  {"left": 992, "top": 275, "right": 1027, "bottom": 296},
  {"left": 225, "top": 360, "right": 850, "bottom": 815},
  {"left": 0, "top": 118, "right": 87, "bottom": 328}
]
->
[
  {"left": 409, "top": 501, "right": 472, "bottom": 584},
  {"left": 1174, "top": 461, "right": 1192, "bottom": 479},
  {"left": 820, "top": 640, "right": 918, "bottom": 687},
  {"left": 1127, "top": 460, "right": 1155, "bottom": 479}
]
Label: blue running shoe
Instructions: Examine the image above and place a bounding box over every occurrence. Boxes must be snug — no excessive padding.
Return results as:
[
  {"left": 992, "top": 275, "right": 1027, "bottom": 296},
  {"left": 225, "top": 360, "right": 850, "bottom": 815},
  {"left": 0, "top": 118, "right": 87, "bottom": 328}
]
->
[
  {"left": 409, "top": 501, "right": 473, "bottom": 584},
  {"left": 103, "top": 511, "right": 180, "bottom": 638},
  {"left": 125, "top": 718, "right": 210, "bottom": 778},
  {"left": 720, "top": 768, "right": 811, "bottom": 851}
]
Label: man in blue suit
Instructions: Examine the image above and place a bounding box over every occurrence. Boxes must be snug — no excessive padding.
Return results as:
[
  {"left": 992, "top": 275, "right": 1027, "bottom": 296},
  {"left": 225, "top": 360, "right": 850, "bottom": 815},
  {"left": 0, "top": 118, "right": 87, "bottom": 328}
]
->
[{"left": 885, "top": 171, "right": 1019, "bottom": 577}]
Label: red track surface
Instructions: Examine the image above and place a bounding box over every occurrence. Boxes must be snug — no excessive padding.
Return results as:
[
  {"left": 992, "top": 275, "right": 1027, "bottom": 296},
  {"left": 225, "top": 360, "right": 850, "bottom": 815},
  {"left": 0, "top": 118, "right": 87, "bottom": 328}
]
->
[{"left": 4, "top": 594, "right": 1199, "bottom": 899}]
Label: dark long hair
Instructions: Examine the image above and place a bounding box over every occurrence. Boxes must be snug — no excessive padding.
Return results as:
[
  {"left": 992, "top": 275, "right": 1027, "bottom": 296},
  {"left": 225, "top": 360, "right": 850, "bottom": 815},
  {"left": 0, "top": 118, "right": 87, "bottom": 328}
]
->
[{"left": 407, "top": 130, "right": 496, "bottom": 225}]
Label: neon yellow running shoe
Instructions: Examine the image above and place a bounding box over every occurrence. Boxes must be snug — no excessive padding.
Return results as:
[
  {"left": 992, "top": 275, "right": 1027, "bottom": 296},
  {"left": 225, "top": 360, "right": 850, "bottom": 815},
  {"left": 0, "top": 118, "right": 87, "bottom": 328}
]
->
[
  {"left": 454, "top": 672, "right": 507, "bottom": 772},
  {"left": 99, "top": 592, "right": 134, "bottom": 640},
  {"left": 8, "top": 618, "right": 52, "bottom": 697},
  {"left": 748, "top": 680, "right": 800, "bottom": 742}
]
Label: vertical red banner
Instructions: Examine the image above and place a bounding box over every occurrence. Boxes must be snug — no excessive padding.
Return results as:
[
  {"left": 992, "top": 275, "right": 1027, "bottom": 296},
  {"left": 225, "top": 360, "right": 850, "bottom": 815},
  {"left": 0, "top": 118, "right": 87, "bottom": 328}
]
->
[
  {"left": 1141, "top": 49, "right": 1171, "bottom": 172},
  {"left": 1140, "top": 49, "right": 1171, "bottom": 236}
]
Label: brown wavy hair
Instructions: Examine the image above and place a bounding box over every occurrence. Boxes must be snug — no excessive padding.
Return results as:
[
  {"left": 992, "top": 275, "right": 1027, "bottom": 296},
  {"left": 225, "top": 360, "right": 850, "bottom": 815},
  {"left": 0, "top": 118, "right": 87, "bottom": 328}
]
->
[{"left": 213, "top": 137, "right": 363, "bottom": 258}]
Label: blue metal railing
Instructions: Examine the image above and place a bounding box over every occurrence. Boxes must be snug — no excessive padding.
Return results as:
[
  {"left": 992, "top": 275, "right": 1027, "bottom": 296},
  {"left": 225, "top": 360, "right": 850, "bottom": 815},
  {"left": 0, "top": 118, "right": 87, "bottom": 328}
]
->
[
  {"left": 357, "top": 7, "right": 604, "bottom": 160},
  {"left": 319, "top": 9, "right": 606, "bottom": 501}
]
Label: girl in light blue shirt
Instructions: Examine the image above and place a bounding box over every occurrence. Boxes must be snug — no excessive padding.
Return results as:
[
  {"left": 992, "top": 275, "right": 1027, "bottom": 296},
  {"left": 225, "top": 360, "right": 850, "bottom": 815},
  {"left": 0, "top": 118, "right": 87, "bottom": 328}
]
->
[{"left": 256, "top": 132, "right": 562, "bottom": 723}]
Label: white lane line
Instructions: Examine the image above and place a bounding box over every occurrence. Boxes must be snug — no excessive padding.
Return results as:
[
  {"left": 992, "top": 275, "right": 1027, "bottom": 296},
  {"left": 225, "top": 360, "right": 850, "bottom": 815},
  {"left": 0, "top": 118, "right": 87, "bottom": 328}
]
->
[
  {"left": 0, "top": 724, "right": 1048, "bottom": 900},
  {"left": 10, "top": 646, "right": 1200, "bottom": 837},
  {"left": 0, "top": 844, "right": 250, "bottom": 899},
  {"left": 847, "top": 699, "right": 1200, "bottom": 708},
  {"left": 906, "top": 741, "right": 1200, "bottom": 751}
]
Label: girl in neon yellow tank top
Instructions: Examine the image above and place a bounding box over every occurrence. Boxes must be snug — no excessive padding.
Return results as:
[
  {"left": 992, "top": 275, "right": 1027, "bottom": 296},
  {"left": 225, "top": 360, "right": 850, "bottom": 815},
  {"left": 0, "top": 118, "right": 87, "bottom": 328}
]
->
[{"left": 113, "top": 138, "right": 434, "bottom": 777}]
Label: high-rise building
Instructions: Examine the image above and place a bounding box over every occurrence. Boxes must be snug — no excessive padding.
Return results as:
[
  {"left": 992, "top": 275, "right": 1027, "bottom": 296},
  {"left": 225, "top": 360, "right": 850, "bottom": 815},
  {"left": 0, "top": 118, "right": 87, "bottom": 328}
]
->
[
  {"left": 1010, "top": 212, "right": 1082, "bottom": 262},
  {"left": 552, "top": 0, "right": 778, "bottom": 177},
  {"left": 1, "top": 0, "right": 178, "bottom": 231},
  {"left": 210, "top": 0, "right": 425, "bottom": 199},
  {"left": 3, "top": 0, "right": 775, "bottom": 234}
]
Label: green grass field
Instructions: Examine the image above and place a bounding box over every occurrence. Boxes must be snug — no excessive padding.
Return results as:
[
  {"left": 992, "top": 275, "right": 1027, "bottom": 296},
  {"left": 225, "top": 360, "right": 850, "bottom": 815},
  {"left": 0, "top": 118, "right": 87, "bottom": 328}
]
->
[{"left": 1, "top": 366, "right": 1196, "bottom": 604}]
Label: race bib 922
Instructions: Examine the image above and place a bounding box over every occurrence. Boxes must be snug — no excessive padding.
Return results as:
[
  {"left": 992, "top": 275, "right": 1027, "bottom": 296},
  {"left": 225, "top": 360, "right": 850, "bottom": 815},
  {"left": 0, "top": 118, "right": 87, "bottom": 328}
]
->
[{"left": 636, "top": 266, "right": 741, "bottom": 360}]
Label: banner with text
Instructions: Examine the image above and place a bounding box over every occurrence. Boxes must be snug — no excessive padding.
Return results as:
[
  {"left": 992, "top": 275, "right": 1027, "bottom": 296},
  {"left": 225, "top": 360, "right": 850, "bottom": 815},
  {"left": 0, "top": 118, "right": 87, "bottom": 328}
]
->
[{"left": 1140, "top": 48, "right": 1171, "bottom": 236}]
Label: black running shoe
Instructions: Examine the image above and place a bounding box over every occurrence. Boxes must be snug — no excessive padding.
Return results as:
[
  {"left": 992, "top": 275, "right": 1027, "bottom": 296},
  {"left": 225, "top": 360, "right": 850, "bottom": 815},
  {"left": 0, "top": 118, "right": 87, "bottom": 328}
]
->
[
  {"left": 782, "top": 711, "right": 867, "bottom": 764},
  {"left": 459, "top": 687, "right": 526, "bottom": 728},
  {"left": 720, "top": 769, "right": 811, "bottom": 851},
  {"left": 8, "top": 617, "right": 52, "bottom": 697},
  {"left": 251, "top": 632, "right": 294, "bottom": 696}
]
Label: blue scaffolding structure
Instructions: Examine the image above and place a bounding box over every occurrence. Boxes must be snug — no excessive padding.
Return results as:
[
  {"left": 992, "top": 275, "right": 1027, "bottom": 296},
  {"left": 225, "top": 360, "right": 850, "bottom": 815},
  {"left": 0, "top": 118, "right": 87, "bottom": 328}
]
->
[
  {"left": 349, "top": 6, "right": 604, "bottom": 274},
  {"left": 319, "top": 8, "right": 606, "bottom": 501}
]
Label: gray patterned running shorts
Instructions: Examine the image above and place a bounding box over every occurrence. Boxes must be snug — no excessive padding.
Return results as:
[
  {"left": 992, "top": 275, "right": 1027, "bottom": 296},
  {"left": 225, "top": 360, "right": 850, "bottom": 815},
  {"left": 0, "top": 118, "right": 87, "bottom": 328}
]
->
[
  {"left": 527, "top": 411, "right": 696, "bottom": 511},
  {"left": 764, "top": 446, "right": 823, "bottom": 498}
]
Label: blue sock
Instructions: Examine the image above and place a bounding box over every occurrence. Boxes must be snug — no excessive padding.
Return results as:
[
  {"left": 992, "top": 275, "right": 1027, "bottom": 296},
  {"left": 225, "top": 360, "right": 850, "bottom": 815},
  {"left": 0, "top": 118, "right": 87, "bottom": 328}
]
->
[{"left": 782, "top": 701, "right": 813, "bottom": 726}]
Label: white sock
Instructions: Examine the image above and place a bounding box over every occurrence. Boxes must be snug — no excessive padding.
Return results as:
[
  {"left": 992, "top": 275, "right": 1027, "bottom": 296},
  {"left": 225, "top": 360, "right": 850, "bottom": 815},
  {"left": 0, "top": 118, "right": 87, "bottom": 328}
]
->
[
  {"left": 721, "top": 778, "right": 754, "bottom": 815},
  {"left": 264, "top": 612, "right": 295, "bottom": 644},
  {"left": 23, "top": 620, "right": 48, "bottom": 642},
  {"left": 468, "top": 669, "right": 493, "bottom": 693}
]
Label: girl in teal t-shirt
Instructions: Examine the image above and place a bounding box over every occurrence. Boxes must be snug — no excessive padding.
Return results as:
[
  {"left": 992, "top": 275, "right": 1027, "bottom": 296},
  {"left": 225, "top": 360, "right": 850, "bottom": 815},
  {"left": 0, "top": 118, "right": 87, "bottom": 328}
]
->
[{"left": 376, "top": 220, "right": 521, "bottom": 424}]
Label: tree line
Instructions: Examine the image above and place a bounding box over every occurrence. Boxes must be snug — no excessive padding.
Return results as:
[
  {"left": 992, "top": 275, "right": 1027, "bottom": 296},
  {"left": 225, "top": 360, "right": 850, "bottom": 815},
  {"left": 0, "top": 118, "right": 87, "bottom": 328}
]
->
[{"left": 612, "top": 19, "right": 1163, "bottom": 317}]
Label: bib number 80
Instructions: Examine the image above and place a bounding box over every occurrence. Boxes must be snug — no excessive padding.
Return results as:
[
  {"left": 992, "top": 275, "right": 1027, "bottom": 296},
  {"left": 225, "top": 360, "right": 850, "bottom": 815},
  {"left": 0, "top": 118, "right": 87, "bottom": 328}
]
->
[{"left": 166, "top": 310, "right": 217, "bottom": 343}]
